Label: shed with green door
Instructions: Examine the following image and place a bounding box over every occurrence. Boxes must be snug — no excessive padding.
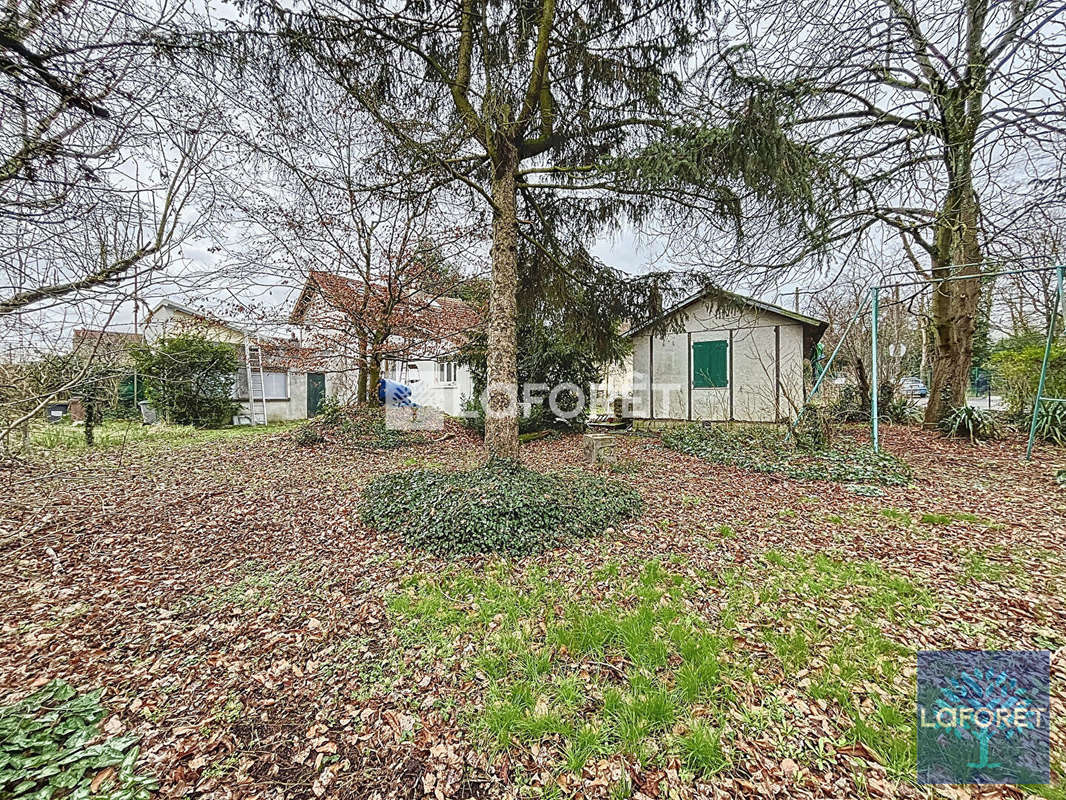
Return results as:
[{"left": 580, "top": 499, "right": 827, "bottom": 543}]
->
[{"left": 625, "top": 288, "right": 827, "bottom": 424}]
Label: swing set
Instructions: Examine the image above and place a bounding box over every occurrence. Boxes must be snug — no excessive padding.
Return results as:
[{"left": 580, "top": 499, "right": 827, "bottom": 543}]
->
[{"left": 790, "top": 263, "right": 1065, "bottom": 460}]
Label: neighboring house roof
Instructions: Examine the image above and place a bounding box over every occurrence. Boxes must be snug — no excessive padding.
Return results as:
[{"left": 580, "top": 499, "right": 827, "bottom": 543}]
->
[
  {"left": 144, "top": 300, "right": 248, "bottom": 336},
  {"left": 253, "top": 337, "right": 323, "bottom": 372},
  {"left": 289, "top": 270, "right": 482, "bottom": 357},
  {"left": 143, "top": 300, "right": 322, "bottom": 372},
  {"left": 625, "top": 286, "right": 828, "bottom": 339},
  {"left": 72, "top": 328, "right": 145, "bottom": 350}
]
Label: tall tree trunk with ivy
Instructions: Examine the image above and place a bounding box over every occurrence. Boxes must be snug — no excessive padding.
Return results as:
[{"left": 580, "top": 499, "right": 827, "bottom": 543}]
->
[
  {"left": 485, "top": 143, "right": 521, "bottom": 460},
  {"left": 925, "top": 86, "right": 985, "bottom": 423}
]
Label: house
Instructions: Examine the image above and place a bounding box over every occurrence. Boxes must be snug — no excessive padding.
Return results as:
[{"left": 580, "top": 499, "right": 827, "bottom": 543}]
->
[
  {"left": 67, "top": 329, "right": 147, "bottom": 418},
  {"left": 71, "top": 329, "right": 145, "bottom": 363},
  {"left": 289, "top": 271, "right": 480, "bottom": 417},
  {"left": 620, "top": 287, "right": 827, "bottom": 424},
  {"left": 143, "top": 301, "right": 317, "bottom": 423}
]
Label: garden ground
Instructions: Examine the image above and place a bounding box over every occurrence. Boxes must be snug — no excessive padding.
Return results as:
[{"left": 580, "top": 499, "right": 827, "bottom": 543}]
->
[{"left": 1, "top": 421, "right": 1064, "bottom": 799}]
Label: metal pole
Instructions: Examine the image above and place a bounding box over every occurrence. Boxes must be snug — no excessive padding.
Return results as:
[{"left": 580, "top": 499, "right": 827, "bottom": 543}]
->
[
  {"left": 1026, "top": 264, "right": 1063, "bottom": 460},
  {"left": 786, "top": 294, "right": 871, "bottom": 441},
  {"left": 871, "top": 286, "right": 880, "bottom": 453},
  {"left": 860, "top": 264, "right": 1062, "bottom": 290}
]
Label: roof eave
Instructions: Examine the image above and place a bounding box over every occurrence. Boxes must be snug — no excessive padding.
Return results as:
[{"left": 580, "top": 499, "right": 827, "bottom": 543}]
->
[{"left": 624, "top": 288, "right": 828, "bottom": 339}]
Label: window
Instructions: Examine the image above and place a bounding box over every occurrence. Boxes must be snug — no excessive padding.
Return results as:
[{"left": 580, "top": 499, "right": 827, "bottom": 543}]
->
[
  {"left": 263, "top": 371, "right": 288, "bottom": 399},
  {"left": 436, "top": 361, "right": 457, "bottom": 385},
  {"left": 406, "top": 364, "right": 421, "bottom": 384},
  {"left": 692, "top": 340, "right": 728, "bottom": 388},
  {"left": 233, "top": 370, "right": 288, "bottom": 399}
]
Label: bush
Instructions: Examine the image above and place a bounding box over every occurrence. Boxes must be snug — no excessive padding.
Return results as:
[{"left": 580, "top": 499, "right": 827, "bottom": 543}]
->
[
  {"left": 938, "top": 405, "right": 1001, "bottom": 443},
  {"left": 0, "top": 680, "right": 157, "bottom": 800},
  {"left": 291, "top": 423, "right": 324, "bottom": 446},
  {"left": 130, "top": 334, "right": 239, "bottom": 427},
  {"left": 1032, "top": 402, "right": 1066, "bottom": 446},
  {"left": 990, "top": 338, "right": 1066, "bottom": 416},
  {"left": 881, "top": 396, "right": 923, "bottom": 425},
  {"left": 825, "top": 384, "right": 868, "bottom": 423},
  {"left": 341, "top": 407, "right": 425, "bottom": 449},
  {"left": 662, "top": 423, "right": 911, "bottom": 486},
  {"left": 793, "top": 406, "right": 831, "bottom": 451},
  {"left": 361, "top": 460, "right": 644, "bottom": 556},
  {"left": 458, "top": 396, "right": 551, "bottom": 437},
  {"left": 316, "top": 396, "right": 346, "bottom": 427}
]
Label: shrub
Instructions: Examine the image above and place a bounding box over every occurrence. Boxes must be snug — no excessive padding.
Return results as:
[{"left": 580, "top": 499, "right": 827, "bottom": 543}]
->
[
  {"left": 661, "top": 423, "right": 911, "bottom": 486},
  {"left": 341, "top": 407, "right": 425, "bottom": 449},
  {"left": 1032, "top": 402, "right": 1066, "bottom": 446},
  {"left": 459, "top": 396, "right": 551, "bottom": 437},
  {"left": 0, "top": 680, "right": 157, "bottom": 799},
  {"left": 130, "top": 334, "right": 239, "bottom": 427},
  {"left": 361, "top": 460, "right": 644, "bottom": 556},
  {"left": 989, "top": 338, "right": 1066, "bottom": 416},
  {"left": 881, "top": 396, "right": 923, "bottom": 425},
  {"left": 291, "top": 423, "right": 324, "bottom": 446},
  {"left": 827, "top": 384, "right": 868, "bottom": 423},
  {"left": 316, "top": 396, "right": 346, "bottom": 427},
  {"left": 793, "top": 406, "right": 831, "bottom": 451},
  {"left": 938, "top": 405, "right": 1001, "bottom": 443}
]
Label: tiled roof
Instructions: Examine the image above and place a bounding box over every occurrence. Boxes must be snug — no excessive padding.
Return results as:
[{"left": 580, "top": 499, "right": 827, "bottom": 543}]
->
[{"left": 291, "top": 270, "right": 482, "bottom": 356}]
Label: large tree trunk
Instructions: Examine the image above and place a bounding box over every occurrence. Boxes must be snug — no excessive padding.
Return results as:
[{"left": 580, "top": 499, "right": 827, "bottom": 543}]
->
[
  {"left": 356, "top": 334, "right": 368, "bottom": 404},
  {"left": 484, "top": 144, "right": 520, "bottom": 461},
  {"left": 924, "top": 180, "right": 983, "bottom": 424},
  {"left": 367, "top": 355, "right": 381, "bottom": 407}
]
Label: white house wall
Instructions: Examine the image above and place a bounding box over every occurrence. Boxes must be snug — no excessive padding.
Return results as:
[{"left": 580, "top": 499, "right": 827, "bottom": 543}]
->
[
  {"left": 404, "top": 359, "right": 474, "bottom": 417},
  {"left": 235, "top": 371, "right": 309, "bottom": 423},
  {"left": 629, "top": 299, "right": 810, "bottom": 424}
]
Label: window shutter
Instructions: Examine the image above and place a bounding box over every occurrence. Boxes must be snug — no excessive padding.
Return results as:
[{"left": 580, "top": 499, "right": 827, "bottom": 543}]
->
[{"left": 692, "top": 340, "right": 728, "bottom": 388}]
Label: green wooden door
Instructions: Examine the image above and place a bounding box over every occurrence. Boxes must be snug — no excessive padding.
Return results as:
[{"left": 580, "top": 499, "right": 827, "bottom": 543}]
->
[{"left": 307, "top": 373, "right": 326, "bottom": 417}]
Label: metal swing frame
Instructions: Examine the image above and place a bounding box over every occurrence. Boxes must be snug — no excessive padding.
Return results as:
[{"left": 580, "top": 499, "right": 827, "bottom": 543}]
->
[{"left": 788, "top": 264, "right": 1065, "bottom": 460}]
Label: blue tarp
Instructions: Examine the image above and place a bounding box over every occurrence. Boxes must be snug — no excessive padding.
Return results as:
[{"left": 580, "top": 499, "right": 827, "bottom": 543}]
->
[{"left": 377, "top": 378, "right": 417, "bottom": 407}]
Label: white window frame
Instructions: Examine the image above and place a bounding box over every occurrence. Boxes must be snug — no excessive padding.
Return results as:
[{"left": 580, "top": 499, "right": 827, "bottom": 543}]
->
[
  {"left": 436, "top": 361, "right": 457, "bottom": 385},
  {"left": 262, "top": 371, "right": 289, "bottom": 400}
]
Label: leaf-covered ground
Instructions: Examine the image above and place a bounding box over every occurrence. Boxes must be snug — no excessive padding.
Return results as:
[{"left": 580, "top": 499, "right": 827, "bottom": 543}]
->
[{"left": 1, "top": 422, "right": 1064, "bottom": 799}]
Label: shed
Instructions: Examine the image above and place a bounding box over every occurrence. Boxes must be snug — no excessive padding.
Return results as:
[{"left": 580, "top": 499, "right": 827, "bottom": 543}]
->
[{"left": 626, "top": 288, "right": 827, "bottom": 424}]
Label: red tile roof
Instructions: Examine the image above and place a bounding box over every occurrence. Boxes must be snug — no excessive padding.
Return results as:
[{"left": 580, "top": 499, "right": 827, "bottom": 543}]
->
[{"left": 290, "top": 270, "right": 482, "bottom": 357}]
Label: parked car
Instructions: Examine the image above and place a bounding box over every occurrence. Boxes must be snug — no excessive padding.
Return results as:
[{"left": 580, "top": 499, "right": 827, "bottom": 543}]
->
[{"left": 898, "top": 376, "right": 929, "bottom": 398}]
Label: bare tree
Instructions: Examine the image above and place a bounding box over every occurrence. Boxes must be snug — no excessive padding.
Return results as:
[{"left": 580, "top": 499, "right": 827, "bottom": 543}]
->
[
  {"left": 0, "top": 0, "right": 219, "bottom": 317},
  {"left": 277, "top": 200, "right": 483, "bottom": 405},
  {"left": 708, "top": 0, "right": 1066, "bottom": 421}
]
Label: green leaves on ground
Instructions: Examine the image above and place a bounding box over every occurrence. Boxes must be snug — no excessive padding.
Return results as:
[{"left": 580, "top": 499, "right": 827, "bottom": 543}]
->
[
  {"left": 362, "top": 460, "right": 644, "bottom": 556},
  {"left": 295, "top": 406, "right": 426, "bottom": 450},
  {"left": 661, "top": 423, "right": 912, "bottom": 485},
  {"left": 0, "top": 680, "right": 156, "bottom": 800}
]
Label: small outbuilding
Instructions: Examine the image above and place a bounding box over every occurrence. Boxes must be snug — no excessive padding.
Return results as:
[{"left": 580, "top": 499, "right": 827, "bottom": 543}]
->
[{"left": 624, "top": 287, "right": 827, "bottom": 424}]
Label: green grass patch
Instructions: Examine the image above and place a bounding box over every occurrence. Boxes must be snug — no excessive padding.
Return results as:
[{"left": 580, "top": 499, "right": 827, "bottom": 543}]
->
[
  {"left": 362, "top": 460, "right": 644, "bottom": 556},
  {"left": 879, "top": 508, "right": 912, "bottom": 525},
  {"left": 201, "top": 560, "right": 310, "bottom": 610},
  {"left": 957, "top": 548, "right": 1024, "bottom": 586},
  {"left": 661, "top": 424, "right": 911, "bottom": 486},
  {"left": 386, "top": 551, "right": 932, "bottom": 781},
  {"left": 29, "top": 420, "right": 295, "bottom": 454}
]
